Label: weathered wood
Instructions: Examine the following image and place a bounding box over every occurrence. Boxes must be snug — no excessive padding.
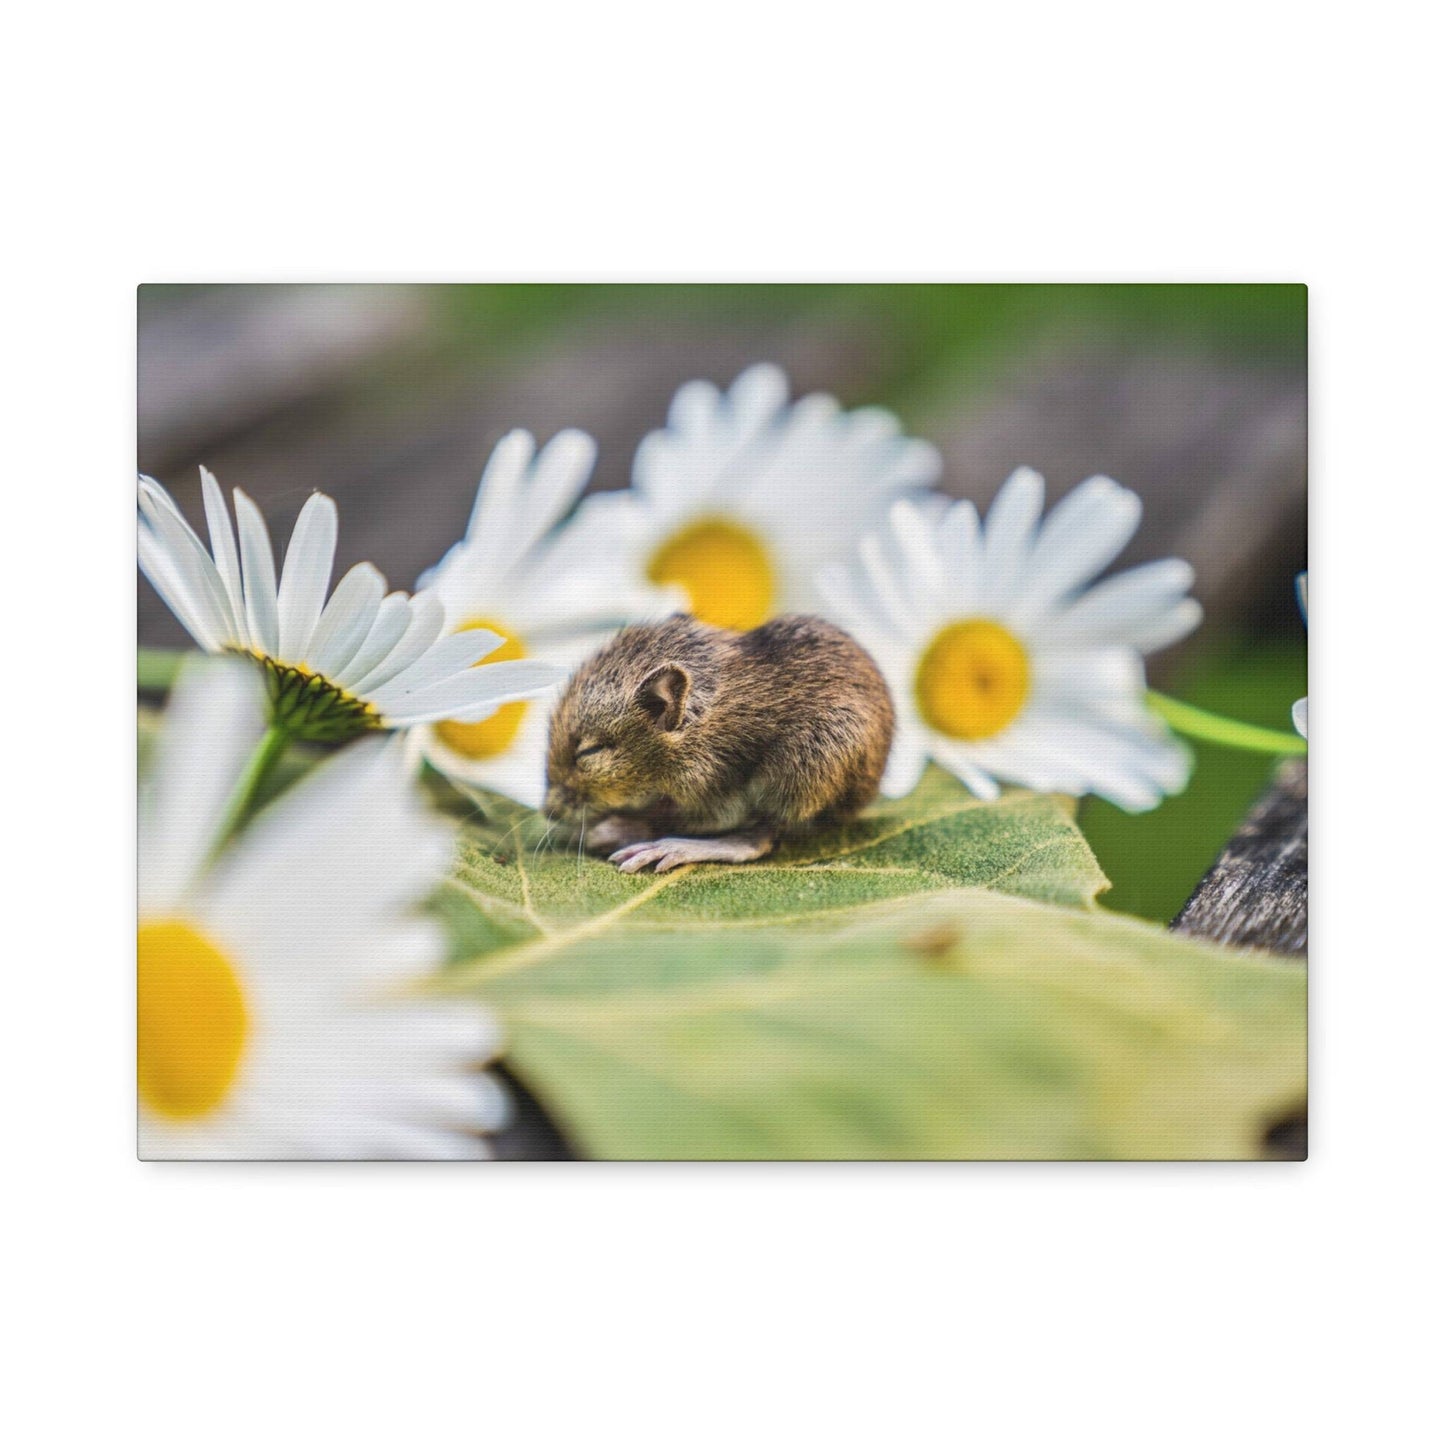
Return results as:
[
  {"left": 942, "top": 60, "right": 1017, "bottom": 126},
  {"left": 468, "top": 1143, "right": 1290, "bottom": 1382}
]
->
[
  {"left": 1172, "top": 758, "right": 1307, "bottom": 956},
  {"left": 925, "top": 343, "right": 1307, "bottom": 653},
  {"left": 137, "top": 285, "right": 430, "bottom": 472},
  {"left": 1171, "top": 759, "right": 1307, "bottom": 1160}
]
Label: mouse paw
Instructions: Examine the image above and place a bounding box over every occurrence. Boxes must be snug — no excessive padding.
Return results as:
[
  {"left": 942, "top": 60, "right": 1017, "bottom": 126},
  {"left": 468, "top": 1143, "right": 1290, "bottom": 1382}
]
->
[
  {"left": 609, "top": 830, "right": 774, "bottom": 874},
  {"left": 585, "top": 814, "right": 655, "bottom": 853}
]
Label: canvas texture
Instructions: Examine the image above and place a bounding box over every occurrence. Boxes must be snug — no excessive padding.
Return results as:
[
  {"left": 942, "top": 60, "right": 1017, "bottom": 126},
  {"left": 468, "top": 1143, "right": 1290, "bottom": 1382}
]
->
[{"left": 136, "top": 283, "right": 1307, "bottom": 1160}]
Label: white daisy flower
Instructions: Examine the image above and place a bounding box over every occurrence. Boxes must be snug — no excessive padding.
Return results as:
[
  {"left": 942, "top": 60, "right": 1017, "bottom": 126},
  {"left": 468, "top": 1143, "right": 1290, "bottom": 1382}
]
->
[
  {"left": 1292, "top": 572, "right": 1308, "bottom": 738},
  {"left": 139, "top": 657, "right": 507, "bottom": 1158},
  {"left": 138, "top": 472, "right": 563, "bottom": 743},
  {"left": 819, "top": 469, "right": 1204, "bottom": 812},
  {"left": 558, "top": 362, "right": 943, "bottom": 634},
  {"left": 410, "top": 429, "right": 660, "bottom": 807}
]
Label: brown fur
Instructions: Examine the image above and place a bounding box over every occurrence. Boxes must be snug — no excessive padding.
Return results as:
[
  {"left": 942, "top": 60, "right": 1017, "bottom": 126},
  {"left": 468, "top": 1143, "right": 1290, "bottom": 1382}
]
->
[{"left": 544, "top": 614, "right": 895, "bottom": 845}]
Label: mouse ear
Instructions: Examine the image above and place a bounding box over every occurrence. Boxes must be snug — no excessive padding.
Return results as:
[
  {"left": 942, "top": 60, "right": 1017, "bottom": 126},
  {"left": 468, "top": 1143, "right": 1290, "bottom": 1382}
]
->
[{"left": 636, "top": 664, "right": 691, "bottom": 732}]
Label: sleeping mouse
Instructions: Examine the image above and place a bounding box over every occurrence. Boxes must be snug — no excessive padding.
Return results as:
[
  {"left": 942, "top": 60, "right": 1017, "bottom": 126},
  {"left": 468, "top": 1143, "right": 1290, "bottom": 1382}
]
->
[{"left": 543, "top": 613, "right": 894, "bottom": 873}]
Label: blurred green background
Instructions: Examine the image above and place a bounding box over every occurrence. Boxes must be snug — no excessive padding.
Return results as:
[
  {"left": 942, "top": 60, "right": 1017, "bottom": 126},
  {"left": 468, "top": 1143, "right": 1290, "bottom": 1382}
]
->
[{"left": 139, "top": 283, "right": 1306, "bottom": 923}]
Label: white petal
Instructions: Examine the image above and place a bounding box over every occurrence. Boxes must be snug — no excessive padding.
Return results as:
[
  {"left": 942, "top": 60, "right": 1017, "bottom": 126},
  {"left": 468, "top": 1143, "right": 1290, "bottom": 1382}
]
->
[
  {"left": 304, "top": 562, "right": 385, "bottom": 679},
  {"left": 669, "top": 375, "right": 727, "bottom": 435},
  {"left": 352, "top": 1121, "right": 493, "bottom": 1161},
  {"left": 880, "top": 731, "right": 930, "bottom": 799},
  {"left": 631, "top": 362, "right": 934, "bottom": 570},
  {"left": 334, "top": 592, "right": 412, "bottom": 689},
  {"left": 466, "top": 429, "right": 534, "bottom": 539},
  {"left": 472, "top": 1070, "right": 514, "bottom": 1132},
  {"left": 929, "top": 741, "right": 1003, "bottom": 801},
  {"left": 143, "top": 721, "right": 523, "bottom": 1161},
  {"left": 939, "top": 497, "right": 982, "bottom": 611},
  {"left": 1009, "top": 475, "right": 1142, "bottom": 623},
  {"left": 515, "top": 429, "right": 597, "bottom": 545},
  {"left": 836, "top": 404, "right": 900, "bottom": 453},
  {"left": 389, "top": 997, "right": 504, "bottom": 1066},
  {"left": 138, "top": 524, "right": 218, "bottom": 651},
  {"left": 814, "top": 564, "right": 875, "bottom": 641},
  {"left": 233, "top": 488, "right": 280, "bottom": 656},
  {"left": 1008, "top": 711, "right": 1191, "bottom": 811},
  {"left": 521, "top": 491, "right": 678, "bottom": 629},
  {"left": 366, "top": 627, "right": 505, "bottom": 704},
  {"left": 1293, "top": 697, "right": 1308, "bottom": 738},
  {"left": 637, "top": 368, "right": 784, "bottom": 505},
  {"left": 729, "top": 363, "right": 790, "bottom": 432},
  {"left": 379, "top": 659, "right": 564, "bottom": 726},
  {"left": 200, "top": 468, "right": 245, "bottom": 637},
  {"left": 855, "top": 532, "right": 917, "bottom": 637},
  {"left": 961, "top": 711, "right": 1092, "bottom": 796},
  {"left": 880, "top": 435, "right": 943, "bottom": 490},
  {"left": 350, "top": 591, "right": 447, "bottom": 695},
  {"left": 419, "top": 691, "right": 555, "bottom": 806},
  {"left": 275, "top": 492, "right": 339, "bottom": 661},
  {"left": 1123, "top": 598, "right": 1203, "bottom": 654},
  {"left": 139, "top": 658, "right": 267, "bottom": 915},
  {"left": 883, "top": 497, "right": 948, "bottom": 615},
  {"left": 464, "top": 428, "right": 597, "bottom": 566},
  {"left": 203, "top": 736, "right": 457, "bottom": 978},
  {"left": 1032, "top": 644, "right": 1145, "bottom": 705},
  {"left": 395, "top": 1069, "right": 509, "bottom": 1133},
  {"left": 137, "top": 473, "right": 193, "bottom": 527},
  {"left": 978, "top": 467, "right": 1045, "bottom": 611},
  {"left": 1052, "top": 558, "right": 1199, "bottom": 651},
  {"left": 138, "top": 481, "right": 237, "bottom": 648},
  {"left": 139, "top": 475, "right": 220, "bottom": 568},
  {"left": 383, "top": 920, "right": 451, "bottom": 976}
]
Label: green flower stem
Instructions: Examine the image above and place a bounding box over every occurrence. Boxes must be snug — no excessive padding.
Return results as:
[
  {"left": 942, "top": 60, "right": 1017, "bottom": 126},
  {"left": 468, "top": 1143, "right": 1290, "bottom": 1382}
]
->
[
  {"left": 211, "top": 722, "right": 292, "bottom": 856},
  {"left": 1147, "top": 691, "right": 1307, "bottom": 755}
]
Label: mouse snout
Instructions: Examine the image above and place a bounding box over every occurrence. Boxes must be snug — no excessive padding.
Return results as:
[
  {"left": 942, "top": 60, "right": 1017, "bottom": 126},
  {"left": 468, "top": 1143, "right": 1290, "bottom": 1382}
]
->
[{"left": 544, "top": 780, "right": 582, "bottom": 818}]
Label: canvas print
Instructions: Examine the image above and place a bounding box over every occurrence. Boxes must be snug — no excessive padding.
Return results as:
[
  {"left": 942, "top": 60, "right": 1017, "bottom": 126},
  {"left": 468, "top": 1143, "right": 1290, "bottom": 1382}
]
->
[{"left": 136, "top": 283, "right": 1307, "bottom": 1160}]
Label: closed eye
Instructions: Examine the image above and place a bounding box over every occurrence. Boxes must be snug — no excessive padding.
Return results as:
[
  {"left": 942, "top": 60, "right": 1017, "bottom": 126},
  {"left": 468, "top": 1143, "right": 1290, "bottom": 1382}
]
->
[{"left": 574, "top": 743, "right": 609, "bottom": 761}]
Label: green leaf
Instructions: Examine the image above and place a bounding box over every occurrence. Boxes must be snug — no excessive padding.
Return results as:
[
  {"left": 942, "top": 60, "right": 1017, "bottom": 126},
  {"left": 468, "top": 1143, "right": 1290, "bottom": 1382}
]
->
[
  {"left": 138, "top": 646, "right": 187, "bottom": 693},
  {"left": 432, "top": 768, "right": 1305, "bottom": 1160}
]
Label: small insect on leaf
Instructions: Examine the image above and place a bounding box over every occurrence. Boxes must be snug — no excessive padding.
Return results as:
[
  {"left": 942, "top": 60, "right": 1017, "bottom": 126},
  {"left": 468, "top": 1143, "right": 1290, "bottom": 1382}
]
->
[{"left": 904, "top": 923, "right": 964, "bottom": 967}]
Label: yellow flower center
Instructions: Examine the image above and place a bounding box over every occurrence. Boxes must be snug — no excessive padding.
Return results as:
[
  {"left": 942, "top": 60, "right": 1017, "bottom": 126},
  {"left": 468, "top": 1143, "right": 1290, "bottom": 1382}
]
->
[
  {"left": 434, "top": 619, "right": 530, "bottom": 759},
  {"left": 646, "top": 516, "right": 775, "bottom": 632},
  {"left": 137, "top": 920, "right": 249, "bottom": 1120},
  {"left": 914, "top": 619, "right": 1031, "bottom": 741}
]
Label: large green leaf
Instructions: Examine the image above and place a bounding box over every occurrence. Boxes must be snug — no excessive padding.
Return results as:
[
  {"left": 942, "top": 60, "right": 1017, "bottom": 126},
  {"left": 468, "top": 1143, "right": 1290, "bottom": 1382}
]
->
[{"left": 433, "top": 768, "right": 1305, "bottom": 1160}]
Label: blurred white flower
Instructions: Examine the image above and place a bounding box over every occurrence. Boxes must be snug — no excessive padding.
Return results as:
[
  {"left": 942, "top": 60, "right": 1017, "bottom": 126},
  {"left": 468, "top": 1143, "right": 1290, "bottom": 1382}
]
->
[
  {"left": 820, "top": 470, "right": 1203, "bottom": 812},
  {"left": 1293, "top": 572, "right": 1308, "bottom": 738},
  {"left": 139, "top": 658, "right": 507, "bottom": 1158},
  {"left": 557, "top": 363, "right": 942, "bottom": 634},
  {"left": 138, "top": 472, "right": 561, "bottom": 741},
  {"left": 410, "top": 430, "right": 658, "bottom": 807}
]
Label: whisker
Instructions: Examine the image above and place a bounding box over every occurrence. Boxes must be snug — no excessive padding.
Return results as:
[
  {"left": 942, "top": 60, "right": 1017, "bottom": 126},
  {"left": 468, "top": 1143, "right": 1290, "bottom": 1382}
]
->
[{"left": 533, "top": 815, "right": 559, "bottom": 860}]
